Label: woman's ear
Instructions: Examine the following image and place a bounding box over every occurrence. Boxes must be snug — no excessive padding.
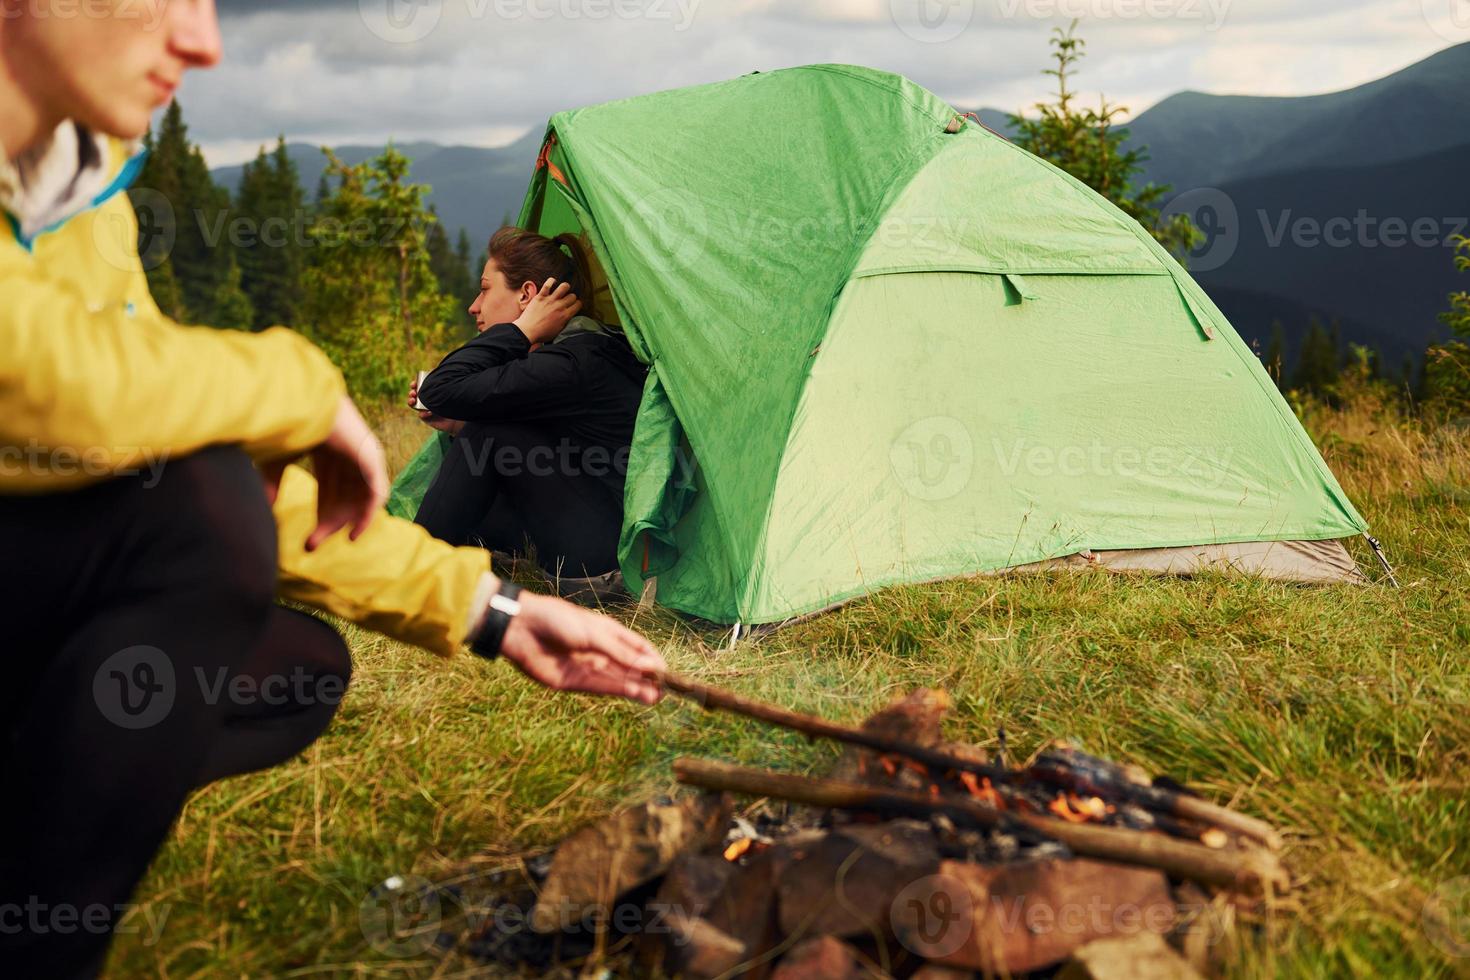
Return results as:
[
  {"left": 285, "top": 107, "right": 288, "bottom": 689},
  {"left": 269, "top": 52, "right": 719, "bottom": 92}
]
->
[{"left": 518, "top": 280, "right": 538, "bottom": 309}]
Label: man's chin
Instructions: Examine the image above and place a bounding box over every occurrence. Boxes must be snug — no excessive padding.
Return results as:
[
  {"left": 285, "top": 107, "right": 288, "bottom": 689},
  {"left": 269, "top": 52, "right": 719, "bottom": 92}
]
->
[{"left": 83, "top": 106, "right": 152, "bottom": 142}]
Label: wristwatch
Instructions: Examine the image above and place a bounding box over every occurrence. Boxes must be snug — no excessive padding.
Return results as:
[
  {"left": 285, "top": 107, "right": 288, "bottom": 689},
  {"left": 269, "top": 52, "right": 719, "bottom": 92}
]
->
[{"left": 469, "top": 580, "right": 523, "bottom": 660}]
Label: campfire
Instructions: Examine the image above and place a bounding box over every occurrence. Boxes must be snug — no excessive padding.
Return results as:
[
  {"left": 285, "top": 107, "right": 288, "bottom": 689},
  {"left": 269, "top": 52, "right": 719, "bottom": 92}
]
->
[{"left": 459, "top": 681, "right": 1288, "bottom": 978}]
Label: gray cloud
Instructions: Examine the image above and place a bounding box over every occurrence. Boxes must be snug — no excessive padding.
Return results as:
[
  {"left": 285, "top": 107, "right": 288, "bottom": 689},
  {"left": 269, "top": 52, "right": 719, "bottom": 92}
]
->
[{"left": 182, "top": 0, "right": 1458, "bottom": 165}]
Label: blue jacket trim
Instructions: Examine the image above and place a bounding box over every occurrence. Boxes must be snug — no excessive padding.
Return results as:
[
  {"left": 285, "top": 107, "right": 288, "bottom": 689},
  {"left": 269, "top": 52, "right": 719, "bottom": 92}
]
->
[{"left": 7, "top": 147, "right": 149, "bottom": 253}]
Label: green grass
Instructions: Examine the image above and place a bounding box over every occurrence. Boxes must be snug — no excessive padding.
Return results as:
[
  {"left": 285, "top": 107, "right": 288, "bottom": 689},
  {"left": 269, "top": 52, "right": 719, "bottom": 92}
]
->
[{"left": 108, "top": 389, "right": 1470, "bottom": 977}]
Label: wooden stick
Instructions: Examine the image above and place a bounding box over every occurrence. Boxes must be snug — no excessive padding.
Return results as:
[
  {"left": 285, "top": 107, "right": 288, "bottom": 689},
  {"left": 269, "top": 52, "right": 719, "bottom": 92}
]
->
[
  {"left": 673, "top": 757, "right": 1288, "bottom": 896},
  {"left": 662, "top": 673, "right": 1011, "bottom": 780},
  {"left": 662, "top": 673, "right": 1282, "bottom": 850}
]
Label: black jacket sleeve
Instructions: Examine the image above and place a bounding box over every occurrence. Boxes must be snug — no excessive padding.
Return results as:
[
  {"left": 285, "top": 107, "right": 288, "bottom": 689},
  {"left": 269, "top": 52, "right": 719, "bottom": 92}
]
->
[{"left": 418, "top": 323, "right": 583, "bottom": 423}]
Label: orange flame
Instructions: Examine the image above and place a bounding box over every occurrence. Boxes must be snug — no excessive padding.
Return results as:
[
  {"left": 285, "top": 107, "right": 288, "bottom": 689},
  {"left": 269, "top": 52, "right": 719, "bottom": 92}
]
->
[
  {"left": 723, "top": 838, "right": 753, "bottom": 862},
  {"left": 1048, "top": 793, "right": 1108, "bottom": 824},
  {"left": 959, "top": 772, "right": 1005, "bottom": 809}
]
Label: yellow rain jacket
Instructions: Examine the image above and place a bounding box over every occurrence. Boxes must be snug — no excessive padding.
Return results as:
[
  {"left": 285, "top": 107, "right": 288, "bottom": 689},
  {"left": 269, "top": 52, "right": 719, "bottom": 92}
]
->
[{"left": 1, "top": 130, "right": 489, "bottom": 656}]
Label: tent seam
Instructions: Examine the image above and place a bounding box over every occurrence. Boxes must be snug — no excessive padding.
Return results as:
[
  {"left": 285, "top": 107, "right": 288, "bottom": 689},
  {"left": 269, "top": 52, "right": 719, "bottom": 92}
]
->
[{"left": 733, "top": 128, "right": 954, "bottom": 617}]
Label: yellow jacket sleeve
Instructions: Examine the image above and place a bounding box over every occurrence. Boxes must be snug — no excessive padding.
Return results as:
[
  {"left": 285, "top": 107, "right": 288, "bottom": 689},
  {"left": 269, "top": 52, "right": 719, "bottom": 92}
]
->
[
  {"left": 272, "top": 465, "right": 491, "bottom": 657},
  {"left": 0, "top": 198, "right": 345, "bottom": 494}
]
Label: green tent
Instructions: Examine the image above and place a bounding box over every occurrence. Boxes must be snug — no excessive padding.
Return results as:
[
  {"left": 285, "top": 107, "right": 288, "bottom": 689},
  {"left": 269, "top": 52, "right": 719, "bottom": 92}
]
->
[{"left": 390, "top": 64, "right": 1368, "bottom": 624}]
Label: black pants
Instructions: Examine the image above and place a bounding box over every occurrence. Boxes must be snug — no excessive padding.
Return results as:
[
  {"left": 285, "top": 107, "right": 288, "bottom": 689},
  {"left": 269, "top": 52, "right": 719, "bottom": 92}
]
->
[
  {"left": 0, "top": 447, "right": 351, "bottom": 977},
  {"left": 414, "top": 421, "right": 624, "bottom": 577}
]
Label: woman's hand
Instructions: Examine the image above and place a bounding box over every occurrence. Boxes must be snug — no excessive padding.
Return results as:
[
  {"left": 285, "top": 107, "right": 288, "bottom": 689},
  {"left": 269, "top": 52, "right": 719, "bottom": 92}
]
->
[
  {"left": 499, "top": 592, "right": 667, "bottom": 705},
  {"left": 513, "top": 278, "right": 582, "bottom": 346},
  {"left": 261, "top": 395, "right": 390, "bottom": 550},
  {"left": 420, "top": 413, "right": 465, "bottom": 436},
  {"left": 408, "top": 378, "right": 465, "bottom": 436}
]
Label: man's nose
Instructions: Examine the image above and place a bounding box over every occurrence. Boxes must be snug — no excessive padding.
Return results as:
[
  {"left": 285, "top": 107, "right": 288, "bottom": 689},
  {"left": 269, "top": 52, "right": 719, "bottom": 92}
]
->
[{"left": 169, "top": 0, "right": 225, "bottom": 69}]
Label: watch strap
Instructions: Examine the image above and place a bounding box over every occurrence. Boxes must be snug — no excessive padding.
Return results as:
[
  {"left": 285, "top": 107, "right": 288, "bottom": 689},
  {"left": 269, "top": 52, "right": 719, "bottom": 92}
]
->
[{"left": 470, "top": 581, "right": 523, "bottom": 660}]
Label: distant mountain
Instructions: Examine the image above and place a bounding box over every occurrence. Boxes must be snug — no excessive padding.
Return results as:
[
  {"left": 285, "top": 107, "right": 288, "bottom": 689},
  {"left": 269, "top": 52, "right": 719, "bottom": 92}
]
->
[
  {"left": 211, "top": 47, "right": 1469, "bottom": 363},
  {"left": 1187, "top": 140, "right": 1469, "bottom": 364},
  {"left": 211, "top": 129, "right": 543, "bottom": 252},
  {"left": 1127, "top": 42, "right": 1470, "bottom": 192}
]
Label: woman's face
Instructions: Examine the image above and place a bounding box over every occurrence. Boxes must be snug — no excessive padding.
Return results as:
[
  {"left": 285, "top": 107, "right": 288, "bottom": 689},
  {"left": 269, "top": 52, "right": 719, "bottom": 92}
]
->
[
  {"left": 468, "top": 258, "right": 533, "bottom": 333},
  {"left": 5, "top": 0, "right": 223, "bottom": 145}
]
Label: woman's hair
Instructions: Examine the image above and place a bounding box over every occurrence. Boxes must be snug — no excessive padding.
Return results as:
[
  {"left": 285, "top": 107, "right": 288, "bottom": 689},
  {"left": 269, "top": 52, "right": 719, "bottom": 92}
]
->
[{"left": 487, "top": 227, "right": 600, "bottom": 320}]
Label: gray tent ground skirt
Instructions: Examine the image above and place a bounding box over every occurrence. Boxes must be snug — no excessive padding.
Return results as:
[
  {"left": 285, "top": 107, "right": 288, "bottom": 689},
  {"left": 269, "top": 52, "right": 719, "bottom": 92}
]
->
[
  {"left": 1006, "top": 538, "right": 1364, "bottom": 584},
  {"left": 706, "top": 538, "right": 1364, "bottom": 636}
]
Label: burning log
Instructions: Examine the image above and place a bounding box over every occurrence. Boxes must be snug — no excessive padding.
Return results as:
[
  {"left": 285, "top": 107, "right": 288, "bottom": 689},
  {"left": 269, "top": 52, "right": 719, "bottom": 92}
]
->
[
  {"left": 662, "top": 673, "right": 1283, "bottom": 852},
  {"left": 463, "top": 686, "right": 1287, "bottom": 977},
  {"left": 672, "top": 758, "right": 1288, "bottom": 896},
  {"left": 1031, "top": 746, "right": 1284, "bottom": 851}
]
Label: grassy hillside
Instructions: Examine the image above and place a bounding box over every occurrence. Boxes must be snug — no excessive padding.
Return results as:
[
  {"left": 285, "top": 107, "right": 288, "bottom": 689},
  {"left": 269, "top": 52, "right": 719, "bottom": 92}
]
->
[{"left": 107, "top": 387, "right": 1470, "bottom": 977}]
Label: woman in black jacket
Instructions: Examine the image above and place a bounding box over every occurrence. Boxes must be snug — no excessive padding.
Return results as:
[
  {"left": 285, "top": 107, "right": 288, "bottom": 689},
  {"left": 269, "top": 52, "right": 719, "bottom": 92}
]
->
[{"left": 410, "top": 227, "right": 646, "bottom": 580}]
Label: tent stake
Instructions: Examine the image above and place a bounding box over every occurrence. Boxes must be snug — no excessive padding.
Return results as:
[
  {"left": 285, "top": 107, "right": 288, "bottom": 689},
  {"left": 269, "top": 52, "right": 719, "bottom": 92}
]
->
[{"left": 1364, "top": 534, "right": 1399, "bottom": 587}]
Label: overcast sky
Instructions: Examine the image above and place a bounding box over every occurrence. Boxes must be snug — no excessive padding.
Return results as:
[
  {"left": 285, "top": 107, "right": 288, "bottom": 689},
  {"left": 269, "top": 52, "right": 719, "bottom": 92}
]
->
[{"left": 188, "top": 0, "right": 1466, "bottom": 165}]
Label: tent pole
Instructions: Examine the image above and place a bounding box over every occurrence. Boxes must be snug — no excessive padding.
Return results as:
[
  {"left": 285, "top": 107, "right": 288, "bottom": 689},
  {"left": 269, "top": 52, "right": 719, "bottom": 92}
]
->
[{"left": 1363, "top": 533, "right": 1399, "bottom": 588}]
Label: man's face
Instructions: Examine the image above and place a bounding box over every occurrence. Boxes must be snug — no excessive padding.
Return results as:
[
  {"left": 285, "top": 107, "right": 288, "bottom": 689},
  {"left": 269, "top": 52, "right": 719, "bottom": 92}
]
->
[{"left": 7, "top": 0, "right": 223, "bottom": 140}]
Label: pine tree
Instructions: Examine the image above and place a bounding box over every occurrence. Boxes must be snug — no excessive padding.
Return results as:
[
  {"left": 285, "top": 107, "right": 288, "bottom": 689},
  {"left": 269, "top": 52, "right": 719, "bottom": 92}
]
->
[
  {"left": 1291, "top": 317, "right": 1340, "bottom": 398},
  {"left": 209, "top": 255, "right": 256, "bottom": 331},
  {"left": 1441, "top": 234, "right": 1470, "bottom": 337},
  {"left": 1422, "top": 236, "right": 1470, "bottom": 415},
  {"left": 133, "top": 101, "right": 238, "bottom": 326},
  {"left": 300, "top": 147, "right": 456, "bottom": 401},
  {"left": 1008, "top": 22, "right": 1198, "bottom": 258},
  {"left": 235, "top": 137, "right": 306, "bottom": 329}
]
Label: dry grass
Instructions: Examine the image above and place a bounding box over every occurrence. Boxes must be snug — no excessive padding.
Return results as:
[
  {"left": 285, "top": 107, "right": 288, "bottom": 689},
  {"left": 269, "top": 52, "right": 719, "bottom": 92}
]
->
[{"left": 107, "top": 389, "right": 1470, "bottom": 978}]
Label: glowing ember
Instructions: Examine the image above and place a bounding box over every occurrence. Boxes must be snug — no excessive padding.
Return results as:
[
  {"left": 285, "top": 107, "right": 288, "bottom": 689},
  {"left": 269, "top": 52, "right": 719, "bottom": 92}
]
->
[
  {"left": 1048, "top": 793, "right": 1109, "bottom": 823},
  {"left": 959, "top": 771, "right": 1005, "bottom": 809},
  {"left": 723, "top": 838, "right": 753, "bottom": 862}
]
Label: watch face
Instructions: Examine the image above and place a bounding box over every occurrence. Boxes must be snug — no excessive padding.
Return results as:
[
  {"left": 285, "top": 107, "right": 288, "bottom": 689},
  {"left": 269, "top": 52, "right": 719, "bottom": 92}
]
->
[{"left": 489, "top": 593, "right": 522, "bottom": 617}]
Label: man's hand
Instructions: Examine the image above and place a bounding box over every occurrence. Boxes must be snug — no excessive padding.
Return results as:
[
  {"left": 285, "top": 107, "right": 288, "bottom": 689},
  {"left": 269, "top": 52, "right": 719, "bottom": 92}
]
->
[
  {"left": 261, "top": 395, "right": 389, "bottom": 551},
  {"left": 513, "top": 278, "right": 582, "bottom": 346},
  {"left": 499, "top": 593, "right": 666, "bottom": 704}
]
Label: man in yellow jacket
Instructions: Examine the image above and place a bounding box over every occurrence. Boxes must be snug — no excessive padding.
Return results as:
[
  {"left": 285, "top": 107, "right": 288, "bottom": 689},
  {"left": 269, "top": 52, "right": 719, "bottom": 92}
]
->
[{"left": 0, "top": 2, "right": 666, "bottom": 974}]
